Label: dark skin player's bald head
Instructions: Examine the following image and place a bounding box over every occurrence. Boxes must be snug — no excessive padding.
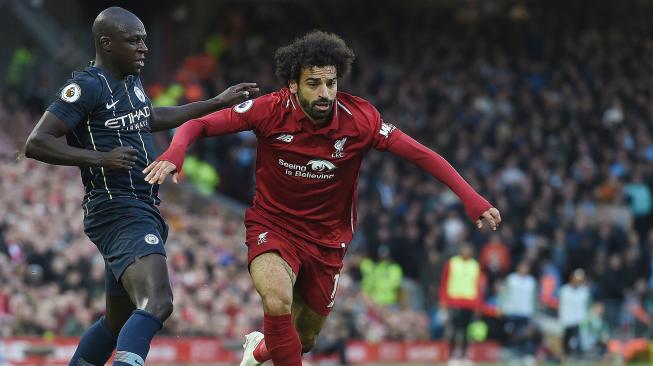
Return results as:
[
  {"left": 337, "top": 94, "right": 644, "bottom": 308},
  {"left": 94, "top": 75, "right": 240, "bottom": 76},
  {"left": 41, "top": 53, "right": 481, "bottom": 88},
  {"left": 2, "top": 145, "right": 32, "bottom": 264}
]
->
[
  {"left": 92, "top": 7, "right": 142, "bottom": 43},
  {"left": 92, "top": 7, "right": 148, "bottom": 79}
]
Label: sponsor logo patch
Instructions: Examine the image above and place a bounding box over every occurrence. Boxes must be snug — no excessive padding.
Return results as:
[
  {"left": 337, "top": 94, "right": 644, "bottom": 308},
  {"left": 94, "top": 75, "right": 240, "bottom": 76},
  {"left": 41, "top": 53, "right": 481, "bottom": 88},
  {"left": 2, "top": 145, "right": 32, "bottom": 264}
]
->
[
  {"left": 105, "top": 106, "right": 151, "bottom": 130},
  {"left": 276, "top": 134, "right": 294, "bottom": 143},
  {"left": 234, "top": 99, "right": 254, "bottom": 113},
  {"left": 278, "top": 158, "right": 337, "bottom": 180},
  {"left": 332, "top": 137, "right": 347, "bottom": 158},
  {"left": 134, "top": 86, "right": 146, "bottom": 103},
  {"left": 106, "top": 100, "right": 119, "bottom": 109},
  {"left": 307, "top": 159, "right": 336, "bottom": 172},
  {"left": 144, "top": 234, "right": 160, "bottom": 245},
  {"left": 61, "top": 83, "right": 81, "bottom": 103},
  {"left": 379, "top": 121, "right": 396, "bottom": 138}
]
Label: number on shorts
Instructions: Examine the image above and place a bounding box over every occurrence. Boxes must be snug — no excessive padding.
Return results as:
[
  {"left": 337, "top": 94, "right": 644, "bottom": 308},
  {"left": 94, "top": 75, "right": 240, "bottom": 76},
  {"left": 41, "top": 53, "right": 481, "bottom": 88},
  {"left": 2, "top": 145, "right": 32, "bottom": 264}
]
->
[{"left": 330, "top": 273, "right": 341, "bottom": 300}]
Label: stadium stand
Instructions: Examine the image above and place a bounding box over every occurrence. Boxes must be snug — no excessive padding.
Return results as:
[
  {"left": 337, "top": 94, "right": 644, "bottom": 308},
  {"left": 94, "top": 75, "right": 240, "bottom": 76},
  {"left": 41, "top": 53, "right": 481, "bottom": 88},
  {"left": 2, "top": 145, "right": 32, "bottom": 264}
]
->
[{"left": 2, "top": 0, "right": 653, "bottom": 363}]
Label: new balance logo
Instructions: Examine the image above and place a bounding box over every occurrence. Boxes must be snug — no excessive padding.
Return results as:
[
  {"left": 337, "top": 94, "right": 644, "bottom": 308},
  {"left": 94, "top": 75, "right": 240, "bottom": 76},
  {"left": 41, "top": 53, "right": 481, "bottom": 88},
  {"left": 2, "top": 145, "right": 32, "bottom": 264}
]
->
[
  {"left": 106, "top": 100, "right": 119, "bottom": 110},
  {"left": 258, "top": 232, "right": 268, "bottom": 245},
  {"left": 276, "top": 134, "right": 294, "bottom": 143}
]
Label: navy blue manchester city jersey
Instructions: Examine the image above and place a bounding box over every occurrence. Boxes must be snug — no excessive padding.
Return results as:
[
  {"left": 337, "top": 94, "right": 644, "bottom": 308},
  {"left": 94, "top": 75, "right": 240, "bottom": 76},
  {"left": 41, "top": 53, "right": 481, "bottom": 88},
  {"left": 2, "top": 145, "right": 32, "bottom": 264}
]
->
[{"left": 47, "top": 66, "right": 160, "bottom": 211}]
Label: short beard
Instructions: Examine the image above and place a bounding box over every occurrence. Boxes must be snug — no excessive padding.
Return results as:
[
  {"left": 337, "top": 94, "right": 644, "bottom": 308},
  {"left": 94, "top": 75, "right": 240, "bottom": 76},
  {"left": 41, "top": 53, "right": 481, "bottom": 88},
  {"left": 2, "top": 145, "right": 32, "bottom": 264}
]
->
[{"left": 297, "top": 88, "right": 332, "bottom": 121}]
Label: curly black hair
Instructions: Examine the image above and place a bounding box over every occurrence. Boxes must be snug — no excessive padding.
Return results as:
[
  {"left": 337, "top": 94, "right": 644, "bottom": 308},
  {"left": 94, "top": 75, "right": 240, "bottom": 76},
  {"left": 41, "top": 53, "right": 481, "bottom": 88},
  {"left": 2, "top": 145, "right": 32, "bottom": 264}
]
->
[{"left": 274, "top": 30, "right": 355, "bottom": 85}]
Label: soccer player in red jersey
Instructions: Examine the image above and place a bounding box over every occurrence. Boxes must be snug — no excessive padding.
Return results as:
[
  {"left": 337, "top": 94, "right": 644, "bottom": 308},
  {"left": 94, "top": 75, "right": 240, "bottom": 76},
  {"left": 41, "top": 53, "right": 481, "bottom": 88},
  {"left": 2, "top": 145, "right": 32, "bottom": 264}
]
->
[{"left": 144, "top": 31, "right": 502, "bottom": 366}]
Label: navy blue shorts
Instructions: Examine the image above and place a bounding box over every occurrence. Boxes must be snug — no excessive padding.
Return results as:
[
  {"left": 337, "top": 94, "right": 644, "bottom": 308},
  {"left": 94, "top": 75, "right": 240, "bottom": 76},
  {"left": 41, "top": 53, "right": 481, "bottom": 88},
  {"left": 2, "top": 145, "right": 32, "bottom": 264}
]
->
[{"left": 84, "top": 198, "right": 168, "bottom": 296}]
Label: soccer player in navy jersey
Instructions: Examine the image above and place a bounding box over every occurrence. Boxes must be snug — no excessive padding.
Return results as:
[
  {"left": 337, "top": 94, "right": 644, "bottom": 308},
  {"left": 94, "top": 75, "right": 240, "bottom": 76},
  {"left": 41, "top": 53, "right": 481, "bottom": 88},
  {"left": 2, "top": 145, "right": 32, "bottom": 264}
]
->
[
  {"left": 145, "top": 31, "right": 502, "bottom": 366},
  {"left": 24, "top": 7, "right": 258, "bottom": 366}
]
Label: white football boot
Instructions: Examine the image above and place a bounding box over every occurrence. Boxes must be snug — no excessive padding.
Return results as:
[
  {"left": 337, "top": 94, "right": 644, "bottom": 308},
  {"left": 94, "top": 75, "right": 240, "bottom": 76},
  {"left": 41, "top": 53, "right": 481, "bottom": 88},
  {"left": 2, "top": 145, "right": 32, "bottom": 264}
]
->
[{"left": 239, "top": 331, "right": 265, "bottom": 366}]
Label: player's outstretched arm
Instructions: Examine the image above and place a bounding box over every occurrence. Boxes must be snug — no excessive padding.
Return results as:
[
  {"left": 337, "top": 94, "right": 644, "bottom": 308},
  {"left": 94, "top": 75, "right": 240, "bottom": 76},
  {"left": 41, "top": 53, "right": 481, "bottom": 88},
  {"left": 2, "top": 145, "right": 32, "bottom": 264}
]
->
[
  {"left": 144, "top": 94, "right": 257, "bottom": 185},
  {"left": 386, "top": 131, "right": 502, "bottom": 230},
  {"left": 25, "top": 112, "right": 137, "bottom": 170},
  {"left": 149, "top": 82, "right": 259, "bottom": 132}
]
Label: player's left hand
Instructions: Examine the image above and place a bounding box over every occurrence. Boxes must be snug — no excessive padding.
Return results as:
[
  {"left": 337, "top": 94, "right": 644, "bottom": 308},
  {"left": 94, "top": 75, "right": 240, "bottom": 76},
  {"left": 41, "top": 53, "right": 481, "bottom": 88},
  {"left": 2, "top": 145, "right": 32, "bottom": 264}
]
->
[
  {"left": 476, "top": 207, "right": 501, "bottom": 231},
  {"left": 143, "top": 160, "right": 178, "bottom": 185},
  {"left": 213, "top": 82, "right": 260, "bottom": 107}
]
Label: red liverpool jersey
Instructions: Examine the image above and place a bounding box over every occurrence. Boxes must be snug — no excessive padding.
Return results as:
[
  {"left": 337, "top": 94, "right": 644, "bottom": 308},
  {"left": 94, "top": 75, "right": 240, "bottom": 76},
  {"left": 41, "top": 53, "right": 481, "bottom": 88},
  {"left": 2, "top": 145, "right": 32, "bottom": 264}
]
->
[
  {"left": 159, "top": 88, "right": 492, "bottom": 248},
  {"left": 163, "top": 89, "right": 399, "bottom": 247}
]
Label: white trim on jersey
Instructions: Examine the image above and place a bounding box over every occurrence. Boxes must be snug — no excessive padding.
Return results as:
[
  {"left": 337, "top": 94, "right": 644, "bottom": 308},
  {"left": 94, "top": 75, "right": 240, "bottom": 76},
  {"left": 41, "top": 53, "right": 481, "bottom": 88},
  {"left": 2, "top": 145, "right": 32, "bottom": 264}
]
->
[
  {"left": 289, "top": 96, "right": 297, "bottom": 110},
  {"left": 97, "top": 74, "right": 113, "bottom": 93},
  {"left": 86, "top": 116, "right": 112, "bottom": 199},
  {"left": 71, "top": 129, "right": 94, "bottom": 215},
  {"left": 350, "top": 198, "right": 355, "bottom": 234},
  {"left": 337, "top": 101, "right": 353, "bottom": 116},
  {"left": 117, "top": 130, "right": 138, "bottom": 198},
  {"left": 101, "top": 76, "right": 138, "bottom": 199},
  {"left": 124, "top": 81, "right": 155, "bottom": 204}
]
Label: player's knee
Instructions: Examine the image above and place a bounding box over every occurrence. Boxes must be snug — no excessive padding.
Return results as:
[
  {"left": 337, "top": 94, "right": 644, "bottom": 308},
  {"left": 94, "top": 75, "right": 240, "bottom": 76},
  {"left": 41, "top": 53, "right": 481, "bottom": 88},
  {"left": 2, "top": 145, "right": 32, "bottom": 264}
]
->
[
  {"left": 261, "top": 293, "right": 292, "bottom": 316},
  {"left": 146, "top": 296, "right": 174, "bottom": 321}
]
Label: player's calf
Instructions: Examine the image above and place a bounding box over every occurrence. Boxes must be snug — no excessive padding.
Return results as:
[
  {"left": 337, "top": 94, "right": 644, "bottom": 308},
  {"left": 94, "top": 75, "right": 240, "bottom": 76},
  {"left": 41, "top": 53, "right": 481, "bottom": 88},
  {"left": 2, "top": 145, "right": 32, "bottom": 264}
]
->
[
  {"left": 292, "top": 293, "right": 328, "bottom": 354},
  {"left": 250, "top": 253, "right": 302, "bottom": 365},
  {"left": 112, "top": 254, "right": 173, "bottom": 366},
  {"left": 299, "top": 332, "right": 318, "bottom": 353}
]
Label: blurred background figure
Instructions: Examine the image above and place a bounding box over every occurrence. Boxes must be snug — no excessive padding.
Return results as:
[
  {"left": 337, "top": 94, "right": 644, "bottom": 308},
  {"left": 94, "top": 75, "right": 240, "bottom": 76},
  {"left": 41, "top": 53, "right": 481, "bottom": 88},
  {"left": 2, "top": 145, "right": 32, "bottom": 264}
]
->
[
  {"left": 440, "top": 243, "right": 484, "bottom": 363},
  {"left": 579, "top": 302, "right": 609, "bottom": 361},
  {"left": 359, "top": 245, "right": 403, "bottom": 307},
  {"left": 500, "top": 260, "right": 538, "bottom": 365},
  {"left": 559, "top": 269, "right": 591, "bottom": 361}
]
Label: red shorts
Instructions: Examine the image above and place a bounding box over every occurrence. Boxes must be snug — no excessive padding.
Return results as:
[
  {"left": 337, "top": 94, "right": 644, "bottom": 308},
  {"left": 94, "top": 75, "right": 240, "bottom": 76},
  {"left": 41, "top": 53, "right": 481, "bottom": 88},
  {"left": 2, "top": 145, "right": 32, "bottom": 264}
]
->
[{"left": 245, "top": 215, "right": 345, "bottom": 316}]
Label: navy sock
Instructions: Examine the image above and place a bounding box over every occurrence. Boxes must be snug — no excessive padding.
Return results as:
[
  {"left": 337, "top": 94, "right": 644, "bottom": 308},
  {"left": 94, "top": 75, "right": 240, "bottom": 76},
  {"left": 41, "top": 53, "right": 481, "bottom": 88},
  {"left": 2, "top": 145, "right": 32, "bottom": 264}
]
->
[
  {"left": 68, "top": 317, "right": 117, "bottom": 366},
  {"left": 112, "top": 310, "right": 163, "bottom": 366}
]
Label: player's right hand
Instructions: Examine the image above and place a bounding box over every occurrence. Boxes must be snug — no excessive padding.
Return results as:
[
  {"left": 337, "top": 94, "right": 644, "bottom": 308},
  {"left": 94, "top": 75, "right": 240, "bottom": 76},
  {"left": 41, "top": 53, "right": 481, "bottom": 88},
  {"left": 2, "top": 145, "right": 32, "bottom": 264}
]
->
[
  {"left": 143, "top": 160, "right": 178, "bottom": 185},
  {"left": 99, "top": 146, "right": 138, "bottom": 170}
]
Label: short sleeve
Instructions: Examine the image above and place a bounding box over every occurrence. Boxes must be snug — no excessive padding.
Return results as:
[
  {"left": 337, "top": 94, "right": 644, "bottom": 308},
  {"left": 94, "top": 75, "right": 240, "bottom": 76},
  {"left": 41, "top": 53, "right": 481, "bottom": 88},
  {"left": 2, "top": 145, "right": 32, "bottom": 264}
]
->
[{"left": 46, "top": 72, "right": 100, "bottom": 129}]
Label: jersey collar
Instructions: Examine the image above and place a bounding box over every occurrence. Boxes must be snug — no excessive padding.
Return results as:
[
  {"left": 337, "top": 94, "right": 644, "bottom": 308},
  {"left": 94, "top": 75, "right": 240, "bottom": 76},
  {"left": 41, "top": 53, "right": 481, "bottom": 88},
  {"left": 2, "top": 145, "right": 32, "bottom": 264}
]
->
[{"left": 87, "top": 66, "right": 136, "bottom": 84}]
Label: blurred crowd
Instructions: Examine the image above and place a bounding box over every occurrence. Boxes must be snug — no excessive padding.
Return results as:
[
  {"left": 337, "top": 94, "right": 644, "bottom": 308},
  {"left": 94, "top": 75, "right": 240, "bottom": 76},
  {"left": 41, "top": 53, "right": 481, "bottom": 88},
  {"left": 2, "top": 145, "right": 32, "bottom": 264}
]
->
[
  {"left": 0, "top": 109, "right": 426, "bottom": 343},
  {"left": 2, "top": 0, "right": 653, "bottom": 359},
  {"left": 161, "top": 0, "right": 653, "bottom": 343}
]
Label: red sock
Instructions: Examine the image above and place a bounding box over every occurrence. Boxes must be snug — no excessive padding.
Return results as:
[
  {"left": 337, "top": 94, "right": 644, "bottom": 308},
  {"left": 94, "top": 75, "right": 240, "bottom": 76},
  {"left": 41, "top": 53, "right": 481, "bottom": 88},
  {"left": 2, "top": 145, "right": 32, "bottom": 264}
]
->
[
  {"left": 253, "top": 338, "right": 271, "bottom": 362},
  {"left": 263, "top": 314, "right": 302, "bottom": 366}
]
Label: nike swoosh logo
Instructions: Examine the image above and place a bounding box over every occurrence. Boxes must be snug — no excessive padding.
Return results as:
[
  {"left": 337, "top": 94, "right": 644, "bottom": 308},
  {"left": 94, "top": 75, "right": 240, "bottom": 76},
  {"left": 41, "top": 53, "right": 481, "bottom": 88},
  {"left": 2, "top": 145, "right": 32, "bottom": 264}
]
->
[{"left": 106, "top": 100, "right": 119, "bottom": 109}]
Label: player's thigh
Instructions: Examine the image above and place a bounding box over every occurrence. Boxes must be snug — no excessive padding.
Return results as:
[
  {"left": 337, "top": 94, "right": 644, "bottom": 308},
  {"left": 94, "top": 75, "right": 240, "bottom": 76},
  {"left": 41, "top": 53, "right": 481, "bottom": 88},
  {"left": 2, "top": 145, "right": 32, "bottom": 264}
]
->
[
  {"left": 250, "top": 252, "right": 296, "bottom": 313},
  {"left": 246, "top": 223, "right": 301, "bottom": 311},
  {"left": 292, "top": 290, "right": 327, "bottom": 343}
]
